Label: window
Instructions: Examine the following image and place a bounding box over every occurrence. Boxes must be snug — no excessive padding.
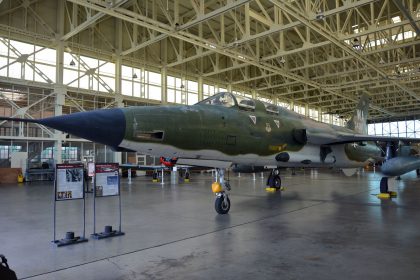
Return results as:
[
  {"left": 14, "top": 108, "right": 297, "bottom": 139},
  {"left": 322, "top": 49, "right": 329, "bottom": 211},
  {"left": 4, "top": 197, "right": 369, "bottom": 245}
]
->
[
  {"left": 294, "top": 105, "right": 305, "bottom": 115},
  {"left": 368, "top": 120, "right": 419, "bottom": 138},
  {"left": 264, "top": 103, "right": 279, "bottom": 115},
  {"left": 64, "top": 52, "right": 115, "bottom": 93},
  {"left": 167, "top": 75, "right": 183, "bottom": 104},
  {"left": 309, "top": 108, "right": 319, "bottom": 120},
  {"left": 322, "top": 113, "right": 330, "bottom": 123},
  {"left": 203, "top": 83, "right": 216, "bottom": 99},
  {"left": 257, "top": 94, "right": 273, "bottom": 104},
  {"left": 278, "top": 101, "right": 290, "bottom": 109},
  {"left": 236, "top": 95, "right": 255, "bottom": 111},
  {"left": 186, "top": 80, "right": 198, "bottom": 105},
  {"left": 199, "top": 92, "right": 235, "bottom": 108},
  {"left": 0, "top": 38, "right": 56, "bottom": 83}
]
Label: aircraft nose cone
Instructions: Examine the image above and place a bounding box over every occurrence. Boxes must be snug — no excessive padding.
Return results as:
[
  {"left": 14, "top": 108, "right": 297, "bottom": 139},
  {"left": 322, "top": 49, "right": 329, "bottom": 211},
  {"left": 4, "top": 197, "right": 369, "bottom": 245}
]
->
[{"left": 39, "top": 108, "right": 126, "bottom": 147}]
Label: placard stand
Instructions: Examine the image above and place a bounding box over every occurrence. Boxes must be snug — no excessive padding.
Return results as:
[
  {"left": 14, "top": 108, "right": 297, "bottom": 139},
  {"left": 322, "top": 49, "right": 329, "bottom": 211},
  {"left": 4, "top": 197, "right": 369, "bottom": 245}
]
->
[
  {"left": 91, "top": 163, "right": 124, "bottom": 240},
  {"left": 85, "top": 162, "right": 95, "bottom": 193},
  {"left": 52, "top": 163, "right": 88, "bottom": 247}
]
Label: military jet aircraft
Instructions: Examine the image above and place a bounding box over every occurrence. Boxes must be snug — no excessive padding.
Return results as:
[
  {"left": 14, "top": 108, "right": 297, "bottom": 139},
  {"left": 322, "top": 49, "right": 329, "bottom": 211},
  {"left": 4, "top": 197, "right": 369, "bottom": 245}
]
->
[{"left": 1, "top": 92, "right": 419, "bottom": 214}]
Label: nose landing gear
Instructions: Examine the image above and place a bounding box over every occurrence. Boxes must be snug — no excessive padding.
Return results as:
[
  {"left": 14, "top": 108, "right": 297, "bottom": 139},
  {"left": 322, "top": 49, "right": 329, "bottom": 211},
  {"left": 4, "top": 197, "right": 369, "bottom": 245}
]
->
[{"left": 212, "top": 169, "right": 231, "bottom": 214}]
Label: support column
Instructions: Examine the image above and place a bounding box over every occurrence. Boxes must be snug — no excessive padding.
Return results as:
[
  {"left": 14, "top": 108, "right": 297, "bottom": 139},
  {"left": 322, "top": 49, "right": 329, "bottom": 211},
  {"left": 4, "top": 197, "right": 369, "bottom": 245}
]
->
[
  {"left": 113, "top": 18, "right": 123, "bottom": 164},
  {"left": 114, "top": 57, "right": 123, "bottom": 164},
  {"left": 318, "top": 107, "right": 322, "bottom": 122},
  {"left": 54, "top": 85, "right": 65, "bottom": 164},
  {"left": 227, "top": 84, "right": 232, "bottom": 92},
  {"left": 161, "top": 67, "right": 167, "bottom": 104},
  {"left": 198, "top": 76, "right": 203, "bottom": 101},
  {"left": 251, "top": 89, "right": 257, "bottom": 99},
  {"left": 54, "top": 1, "right": 65, "bottom": 164}
]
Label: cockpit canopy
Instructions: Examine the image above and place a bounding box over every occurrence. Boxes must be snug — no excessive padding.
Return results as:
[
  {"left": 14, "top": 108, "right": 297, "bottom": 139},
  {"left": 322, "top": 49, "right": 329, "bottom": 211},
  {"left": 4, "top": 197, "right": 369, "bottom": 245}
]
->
[
  {"left": 197, "top": 92, "right": 281, "bottom": 115},
  {"left": 198, "top": 92, "right": 236, "bottom": 108}
]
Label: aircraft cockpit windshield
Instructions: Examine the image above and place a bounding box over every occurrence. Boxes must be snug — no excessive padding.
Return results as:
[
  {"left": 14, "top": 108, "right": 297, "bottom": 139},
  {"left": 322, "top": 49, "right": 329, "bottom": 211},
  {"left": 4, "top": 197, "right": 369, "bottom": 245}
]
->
[
  {"left": 198, "top": 92, "right": 235, "bottom": 108},
  {"left": 263, "top": 103, "right": 279, "bottom": 115},
  {"left": 236, "top": 95, "right": 255, "bottom": 111}
]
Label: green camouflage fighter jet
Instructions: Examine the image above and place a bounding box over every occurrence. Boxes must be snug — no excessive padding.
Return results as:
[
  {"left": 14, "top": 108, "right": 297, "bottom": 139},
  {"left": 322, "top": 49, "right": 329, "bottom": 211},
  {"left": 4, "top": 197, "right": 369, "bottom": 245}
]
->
[{"left": 1, "top": 92, "right": 419, "bottom": 214}]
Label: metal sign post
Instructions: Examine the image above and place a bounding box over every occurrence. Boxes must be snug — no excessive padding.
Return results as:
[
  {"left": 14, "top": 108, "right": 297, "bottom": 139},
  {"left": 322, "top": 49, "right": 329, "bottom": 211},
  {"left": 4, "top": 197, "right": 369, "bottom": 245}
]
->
[
  {"left": 161, "top": 168, "right": 165, "bottom": 185},
  {"left": 52, "top": 163, "right": 88, "bottom": 247},
  {"left": 91, "top": 163, "right": 125, "bottom": 240}
]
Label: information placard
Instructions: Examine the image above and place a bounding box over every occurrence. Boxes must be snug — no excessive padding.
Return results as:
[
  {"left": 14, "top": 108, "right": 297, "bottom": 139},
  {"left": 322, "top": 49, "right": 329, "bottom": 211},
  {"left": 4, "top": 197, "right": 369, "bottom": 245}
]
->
[
  {"left": 88, "top": 162, "right": 95, "bottom": 177},
  {"left": 55, "top": 164, "right": 84, "bottom": 201},
  {"left": 95, "top": 163, "right": 119, "bottom": 197}
]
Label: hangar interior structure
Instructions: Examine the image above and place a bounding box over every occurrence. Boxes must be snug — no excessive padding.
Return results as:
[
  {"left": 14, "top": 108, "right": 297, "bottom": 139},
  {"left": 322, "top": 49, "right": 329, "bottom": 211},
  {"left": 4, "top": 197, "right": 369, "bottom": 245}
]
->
[
  {"left": 0, "top": 0, "right": 420, "bottom": 279},
  {"left": 0, "top": 0, "right": 419, "bottom": 169}
]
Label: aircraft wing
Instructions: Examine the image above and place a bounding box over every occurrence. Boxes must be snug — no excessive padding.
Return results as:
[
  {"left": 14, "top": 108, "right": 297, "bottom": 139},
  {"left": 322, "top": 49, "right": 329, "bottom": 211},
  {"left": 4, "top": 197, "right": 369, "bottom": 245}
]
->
[
  {"left": 305, "top": 130, "right": 420, "bottom": 145},
  {"left": 120, "top": 163, "right": 195, "bottom": 170},
  {"left": 120, "top": 164, "right": 166, "bottom": 170},
  {"left": 176, "top": 158, "right": 232, "bottom": 169}
]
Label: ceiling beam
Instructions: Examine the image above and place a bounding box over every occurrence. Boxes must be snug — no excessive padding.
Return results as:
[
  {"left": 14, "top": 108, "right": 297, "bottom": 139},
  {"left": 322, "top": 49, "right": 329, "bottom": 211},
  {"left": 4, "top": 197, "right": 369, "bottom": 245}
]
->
[
  {"left": 121, "top": 0, "right": 253, "bottom": 56},
  {"left": 62, "top": 0, "right": 128, "bottom": 41},
  {"left": 269, "top": 0, "right": 420, "bottom": 103}
]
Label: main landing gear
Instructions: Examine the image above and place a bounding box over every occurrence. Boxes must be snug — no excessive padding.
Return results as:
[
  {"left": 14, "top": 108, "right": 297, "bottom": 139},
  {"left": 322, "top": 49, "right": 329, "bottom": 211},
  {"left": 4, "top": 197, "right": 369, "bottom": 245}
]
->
[
  {"left": 212, "top": 169, "right": 231, "bottom": 214},
  {"left": 266, "top": 168, "right": 283, "bottom": 191},
  {"left": 378, "top": 177, "right": 397, "bottom": 199}
]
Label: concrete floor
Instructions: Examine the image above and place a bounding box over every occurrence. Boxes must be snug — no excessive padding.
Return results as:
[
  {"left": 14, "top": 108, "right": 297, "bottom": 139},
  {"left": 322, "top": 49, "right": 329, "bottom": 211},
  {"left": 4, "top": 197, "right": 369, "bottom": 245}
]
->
[{"left": 1, "top": 169, "right": 420, "bottom": 280}]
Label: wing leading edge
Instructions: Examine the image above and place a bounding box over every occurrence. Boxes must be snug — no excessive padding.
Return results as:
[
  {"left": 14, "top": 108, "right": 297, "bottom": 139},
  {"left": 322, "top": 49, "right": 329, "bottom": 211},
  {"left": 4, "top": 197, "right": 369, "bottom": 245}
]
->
[{"left": 305, "top": 130, "right": 420, "bottom": 145}]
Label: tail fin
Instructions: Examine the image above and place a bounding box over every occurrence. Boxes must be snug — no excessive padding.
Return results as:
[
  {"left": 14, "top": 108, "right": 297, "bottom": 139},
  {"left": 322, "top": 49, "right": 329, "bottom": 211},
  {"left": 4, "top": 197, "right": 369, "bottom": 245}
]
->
[{"left": 346, "top": 93, "right": 369, "bottom": 134}]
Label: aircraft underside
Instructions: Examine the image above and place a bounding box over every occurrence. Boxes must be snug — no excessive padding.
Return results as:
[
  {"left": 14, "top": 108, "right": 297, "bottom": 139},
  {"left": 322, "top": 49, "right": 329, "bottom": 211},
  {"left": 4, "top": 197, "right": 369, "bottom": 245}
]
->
[{"left": 119, "top": 140, "right": 369, "bottom": 169}]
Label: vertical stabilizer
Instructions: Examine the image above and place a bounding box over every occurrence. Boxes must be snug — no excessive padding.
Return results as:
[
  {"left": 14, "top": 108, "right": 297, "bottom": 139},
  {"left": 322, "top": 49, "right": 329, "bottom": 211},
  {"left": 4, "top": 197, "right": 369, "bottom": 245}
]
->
[{"left": 346, "top": 93, "right": 369, "bottom": 134}]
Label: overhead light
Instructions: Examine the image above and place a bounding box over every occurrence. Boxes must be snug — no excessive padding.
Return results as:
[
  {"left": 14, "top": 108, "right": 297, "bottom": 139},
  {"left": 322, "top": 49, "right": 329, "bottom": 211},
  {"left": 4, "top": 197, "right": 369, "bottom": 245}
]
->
[
  {"left": 315, "top": 9, "right": 325, "bottom": 20},
  {"left": 180, "top": 84, "right": 185, "bottom": 89},
  {"left": 352, "top": 38, "right": 361, "bottom": 50},
  {"left": 69, "top": 59, "right": 75, "bottom": 66},
  {"left": 379, "top": 57, "right": 385, "bottom": 64},
  {"left": 132, "top": 73, "right": 138, "bottom": 79},
  {"left": 391, "top": 16, "right": 401, "bottom": 23},
  {"left": 279, "top": 57, "right": 286, "bottom": 64}
]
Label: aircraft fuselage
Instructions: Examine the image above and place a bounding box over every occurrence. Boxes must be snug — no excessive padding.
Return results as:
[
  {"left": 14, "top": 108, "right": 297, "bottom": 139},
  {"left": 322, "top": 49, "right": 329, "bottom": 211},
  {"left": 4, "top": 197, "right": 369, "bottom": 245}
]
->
[{"left": 118, "top": 104, "right": 382, "bottom": 169}]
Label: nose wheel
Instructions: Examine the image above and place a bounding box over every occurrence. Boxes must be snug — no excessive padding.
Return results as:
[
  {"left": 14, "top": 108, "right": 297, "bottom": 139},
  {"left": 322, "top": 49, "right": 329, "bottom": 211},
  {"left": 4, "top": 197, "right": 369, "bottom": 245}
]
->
[{"left": 215, "top": 193, "right": 230, "bottom": 214}]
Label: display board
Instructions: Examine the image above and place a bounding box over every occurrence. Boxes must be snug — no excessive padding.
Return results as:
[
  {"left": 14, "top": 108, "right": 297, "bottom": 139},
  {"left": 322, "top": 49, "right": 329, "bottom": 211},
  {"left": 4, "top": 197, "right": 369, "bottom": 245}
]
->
[
  {"left": 95, "top": 163, "right": 120, "bottom": 197},
  {"left": 55, "top": 164, "right": 84, "bottom": 201},
  {"left": 87, "top": 162, "right": 95, "bottom": 177}
]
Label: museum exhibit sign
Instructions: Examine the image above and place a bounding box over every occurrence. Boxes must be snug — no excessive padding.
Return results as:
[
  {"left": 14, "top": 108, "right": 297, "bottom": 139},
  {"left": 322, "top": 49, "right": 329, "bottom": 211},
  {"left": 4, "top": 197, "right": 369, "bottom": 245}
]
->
[
  {"left": 92, "top": 163, "right": 124, "bottom": 239},
  {"left": 52, "top": 163, "right": 88, "bottom": 247}
]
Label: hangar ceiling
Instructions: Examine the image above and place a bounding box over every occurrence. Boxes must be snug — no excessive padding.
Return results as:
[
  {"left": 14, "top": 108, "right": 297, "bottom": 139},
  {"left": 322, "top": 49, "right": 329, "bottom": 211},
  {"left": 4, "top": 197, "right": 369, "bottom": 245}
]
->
[{"left": 0, "top": 0, "right": 419, "bottom": 121}]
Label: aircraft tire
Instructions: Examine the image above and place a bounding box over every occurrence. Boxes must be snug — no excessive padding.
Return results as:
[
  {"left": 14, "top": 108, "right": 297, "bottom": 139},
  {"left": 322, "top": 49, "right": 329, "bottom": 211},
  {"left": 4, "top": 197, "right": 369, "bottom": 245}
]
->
[
  {"left": 417, "top": 169, "right": 420, "bottom": 176},
  {"left": 215, "top": 196, "right": 230, "bottom": 214},
  {"left": 380, "top": 177, "right": 388, "bottom": 193}
]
